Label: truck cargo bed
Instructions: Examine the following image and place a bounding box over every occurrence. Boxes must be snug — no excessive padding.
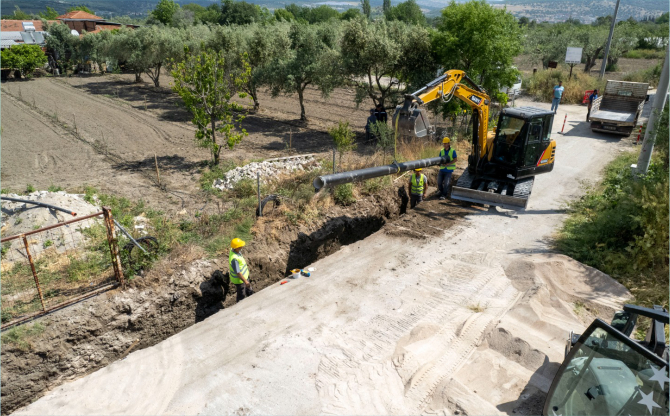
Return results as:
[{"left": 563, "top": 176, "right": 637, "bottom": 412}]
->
[{"left": 589, "top": 109, "right": 636, "bottom": 124}]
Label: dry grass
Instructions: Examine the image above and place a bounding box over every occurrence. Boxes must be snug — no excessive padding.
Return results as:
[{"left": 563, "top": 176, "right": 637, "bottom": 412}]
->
[
  {"left": 134, "top": 243, "right": 206, "bottom": 289},
  {"left": 468, "top": 303, "right": 485, "bottom": 313},
  {"left": 526, "top": 70, "right": 606, "bottom": 104}
]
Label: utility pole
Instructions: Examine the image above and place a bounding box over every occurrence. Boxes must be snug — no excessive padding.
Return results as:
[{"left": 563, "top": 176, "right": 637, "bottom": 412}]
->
[
  {"left": 599, "top": 0, "right": 621, "bottom": 79},
  {"left": 633, "top": 52, "right": 669, "bottom": 176}
]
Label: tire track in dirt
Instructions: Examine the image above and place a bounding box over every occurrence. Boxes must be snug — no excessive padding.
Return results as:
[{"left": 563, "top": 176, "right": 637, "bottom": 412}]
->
[
  {"left": 51, "top": 78, "right": 194, "bottom": 149},
  {"left": 312, "top": 249, "right": 521, "bottom": 415},
  {"left": 2, "top": 79, "right": 207, "bottom": 165},
  {"left": 1, "top": 87, "right": 199, "bottom": 213}
]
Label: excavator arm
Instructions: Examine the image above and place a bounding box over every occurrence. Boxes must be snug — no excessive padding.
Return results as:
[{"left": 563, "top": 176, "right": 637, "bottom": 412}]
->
[{"left": 395, "top": 70, "right": 492, "bottom": 171}]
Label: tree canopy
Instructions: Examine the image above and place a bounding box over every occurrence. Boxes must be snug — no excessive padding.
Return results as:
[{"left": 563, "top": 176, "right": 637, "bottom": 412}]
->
[
  {"left": 1, "top": 44, "right": 48, "bottom": 78},
  {"left": 171, "top": 49, "right": 251, "bottom": 165},
  {"left": 341, "top": 18, "right": 433, "bottom": 108},
  {"left": 264, "top": 22, "right": 342, "bottom": 120},
  {"left": 432, "top": 0, "right": 522, "bottom": 103},
  {"left": 385, "top": 0, "right": 426, "bottom": 26},
  {"left": 151, "top": 0, "right": 180, "bottom": 25}
]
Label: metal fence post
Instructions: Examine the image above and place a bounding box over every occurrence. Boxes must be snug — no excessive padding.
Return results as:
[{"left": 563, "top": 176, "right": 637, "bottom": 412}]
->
[
  {"left": 22, "top": 235, "right": 47, "bottom": 312},
  {"left": 257, "top": 172, "right": 262, "bottom": 217},
  {"left": 102, "top": 207, "right": 125, "bottom": 289}
]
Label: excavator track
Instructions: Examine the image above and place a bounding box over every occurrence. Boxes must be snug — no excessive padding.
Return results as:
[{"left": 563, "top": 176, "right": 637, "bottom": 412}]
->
[{"left": 450, "top": 170, "right": 533, "bottom": 210}]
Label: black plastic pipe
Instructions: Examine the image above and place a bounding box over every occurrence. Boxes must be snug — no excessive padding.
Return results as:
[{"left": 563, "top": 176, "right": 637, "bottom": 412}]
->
[
  {"left": 1, "top": 196, "right": 77, "bottom": 216},
  {"left": 313, "top": 156, "right": 447, "bottom": 190}
]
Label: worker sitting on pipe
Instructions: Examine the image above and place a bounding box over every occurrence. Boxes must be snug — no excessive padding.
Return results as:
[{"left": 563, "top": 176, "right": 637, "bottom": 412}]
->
[
  {"left": 229, "top": 238, "right": 254, "bottom": 303},
  {"left": 408, "top": 168, "right": 428, "bottom": 209}
]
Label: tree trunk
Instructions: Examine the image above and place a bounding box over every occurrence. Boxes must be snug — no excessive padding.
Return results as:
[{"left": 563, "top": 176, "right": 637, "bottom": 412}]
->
[
  {"left": 211, "top": 119, "right": 220, "bottom": 165},
  {"left": 298, "top": 87, "right": 307, "bottom": 121},
  {"left": 251, "top": 83, "right": 260, "bottom": 111},
  {"left": 153, "top": 63, "right": 161, "bottom": 88},
  {"left": 134, "top": 72, "right": 142, "bottom": 83}
]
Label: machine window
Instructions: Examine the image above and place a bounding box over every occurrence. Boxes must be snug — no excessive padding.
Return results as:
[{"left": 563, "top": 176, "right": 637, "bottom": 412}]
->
[{"left": 545, "top": 326, "right": 669, "bottom": 416}]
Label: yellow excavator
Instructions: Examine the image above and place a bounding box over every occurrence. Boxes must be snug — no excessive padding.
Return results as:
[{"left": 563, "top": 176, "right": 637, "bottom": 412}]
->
[{"left": 394, "top": 70, "right": 557, "bottom": 210}]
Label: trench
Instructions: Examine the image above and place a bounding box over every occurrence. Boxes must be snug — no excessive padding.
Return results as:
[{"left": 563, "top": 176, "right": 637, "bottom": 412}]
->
[{"left": 1, "top": 188, "right": 406, "bottom": 415}]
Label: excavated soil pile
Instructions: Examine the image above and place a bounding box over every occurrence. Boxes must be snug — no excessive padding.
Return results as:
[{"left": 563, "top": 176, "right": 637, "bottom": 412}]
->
[
  {"left": 0, "top": 183, "right": 468, "bottom": 415},
  {"left": 1, "top": 192, "right": 101, "bottom": 266}
]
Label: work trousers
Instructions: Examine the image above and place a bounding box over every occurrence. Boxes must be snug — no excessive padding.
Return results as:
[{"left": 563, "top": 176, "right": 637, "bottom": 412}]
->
[
  {"left": 551, "top": 98, "right": 561, "bottom": 112},
  {"left": 586, "top": 103, "right": 592, "bottom": 121},
  {"left": 234, "top": 283, "right": 254, "bottom": 303},
  {"left": 410, "top": 194, "right": 423, "bottom": 209},
  {"left": 438, "top": 170, "right": 453, "bottom": 198}
]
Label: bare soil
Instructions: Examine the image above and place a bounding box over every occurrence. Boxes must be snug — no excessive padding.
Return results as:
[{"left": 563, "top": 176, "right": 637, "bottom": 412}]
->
[
  {"left": 1, "top": 71, "right": 468, "bottom": 414},
  {"left": 0, "top": 180, "right": 470, "bottom": 415},
  {"left": 2, "top": 73, "right": 436, "bottom": 218}
]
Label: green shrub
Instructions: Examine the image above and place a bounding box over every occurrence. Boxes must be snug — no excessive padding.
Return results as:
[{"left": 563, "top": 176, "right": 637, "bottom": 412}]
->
[
  {"left": 1, "top": 322, "right": 45, "bottom": 351},
  {"left": 526, "top": 70, "right": 606, "bottom": 104},
  {"left": 623, "top": 49, "right": 666, "bottom": 59},
  {"left": 47, "top": 185, "right": 63, "bottom": 192},
  {"left": 232, "top": 178, "right": 257, "bottom": 199},
  {"left": 43, "top": 240, "right": 54, "bottom": 248},
  {"left": 1, "top": 242, "right": 11, "bottom": 256},
  {"left": 623, "top": 62, "right": 662, "bottom": 88},
  {"left": 556, "top": 150, "right": 668, "bottom": 312},
  {"left": 333, "top": 183, "right": 356, "bottom": 205},
  {"left": 25, "top": 184, "right": 36, "bottom": 193}
]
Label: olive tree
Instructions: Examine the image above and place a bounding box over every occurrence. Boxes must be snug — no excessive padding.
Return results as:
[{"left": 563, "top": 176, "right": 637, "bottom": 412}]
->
[
  {"left": 46, "top": 22, "right": 78, "bottom": 74},
  {"left": 341, "top": 18, "right": 433, "bottom": 109},
  {"left": 171, "top": 49, "right": 251, "bottom": 165},
  {"left": 135, "top": 26, "right": 184, "bottom": 87},
  {"left": 209, "top": 23, "right": 289, "bottom": 111},
  {"left": 263, "top": 22, "right": 342, "bottom": 121}
]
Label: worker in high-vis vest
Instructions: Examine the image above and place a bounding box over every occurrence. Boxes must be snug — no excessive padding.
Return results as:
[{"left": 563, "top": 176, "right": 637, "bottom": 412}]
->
[
  {"left": 408, "top": 168, "right": 428, "bottom": 209},
  {"left": 438, "top": 137, "right": 458, "bottom": 200},
  {"left": 229, "top": 238, "right": 253, "bottom": 303}
]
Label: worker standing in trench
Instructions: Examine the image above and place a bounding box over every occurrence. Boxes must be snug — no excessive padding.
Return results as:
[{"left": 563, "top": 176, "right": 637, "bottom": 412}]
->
[
  {"left": 229, "top": 238, "right": 253, "bottom": 303},
  {"left": 438, "top": 137, "right": 457, "bottom": 200},
  {"left": 408, "top": 168, "right": 428, "bottom": 209}
]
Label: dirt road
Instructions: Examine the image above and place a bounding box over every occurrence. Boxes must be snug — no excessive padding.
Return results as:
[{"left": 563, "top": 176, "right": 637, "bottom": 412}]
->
[{"left": 14, "top": 100, "right": 634, "bottom": 415}]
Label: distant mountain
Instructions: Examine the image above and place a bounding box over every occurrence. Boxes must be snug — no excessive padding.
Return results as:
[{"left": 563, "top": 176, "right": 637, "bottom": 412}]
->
[{"left": 2, "top": 0, "right": 667, "bottom": 21}]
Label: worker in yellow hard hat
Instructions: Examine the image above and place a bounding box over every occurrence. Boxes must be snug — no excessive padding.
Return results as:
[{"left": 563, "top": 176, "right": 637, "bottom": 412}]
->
[
  {"left": 438, "top": 137, "right": 458, "bottom": 200},
  {"left": 408, "top": 167, "right": 428, "bottom": 209},
  {"left": 229, "top": 238, "right": 253, "bottom": 303}
]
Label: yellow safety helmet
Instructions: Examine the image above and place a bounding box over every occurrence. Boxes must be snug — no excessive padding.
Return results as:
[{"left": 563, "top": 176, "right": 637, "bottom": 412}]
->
[
  {"left": 442, "top": 137, "right": 451, "bottom": 144},
  {"left": 414, "top": 168, "right": 423, "bottom": 172},
  {"left": 231, "top": 238, "right": 246, "bottom": 249}
]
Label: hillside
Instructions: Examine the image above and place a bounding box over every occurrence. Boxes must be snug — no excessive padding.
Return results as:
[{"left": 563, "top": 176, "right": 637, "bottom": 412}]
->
[{"left": 2, "top": 0, "right": 668, "bottom": 20}]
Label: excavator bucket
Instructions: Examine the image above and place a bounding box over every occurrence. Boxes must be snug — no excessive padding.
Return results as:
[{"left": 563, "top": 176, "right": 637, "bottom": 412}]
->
[{"left": 393, "top": 106, "right": 435, "bottom": 138}]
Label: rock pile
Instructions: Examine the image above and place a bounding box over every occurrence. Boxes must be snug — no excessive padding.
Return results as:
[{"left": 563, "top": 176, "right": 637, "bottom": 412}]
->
[
  {"left": 213, "top": 155, "right": 320, "bottom": 191},
  {"left": 1, "top": 191, "right": 101, "bottom": 265}
]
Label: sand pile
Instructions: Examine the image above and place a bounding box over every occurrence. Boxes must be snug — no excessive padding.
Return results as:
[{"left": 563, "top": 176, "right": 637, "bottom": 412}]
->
[{"left": 1, "top": 191, "right": 101, "bottom": 265}]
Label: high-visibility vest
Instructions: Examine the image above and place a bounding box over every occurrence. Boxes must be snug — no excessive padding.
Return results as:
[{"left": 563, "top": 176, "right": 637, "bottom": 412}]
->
[
  {"left": 229, "top": 250, "right": 249, "bottom": 284},
  {"left": 440, "top": 148, "right": 456, "bottom": 171},
  {"left": 410, "top": 173, "right": 426, "bottom": 195}
]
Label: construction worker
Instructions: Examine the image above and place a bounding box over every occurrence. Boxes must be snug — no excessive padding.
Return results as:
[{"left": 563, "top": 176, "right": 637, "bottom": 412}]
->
[
  {"left": 375, "top": 103, "right": 388, "bottom": 123},
  {"left": 229, "top": 238, "right": 253, "bottom": 303},
  {"left": 438, "top": 137, "right": 457, "bottom": 200},
  {"left": 408, "top": 168, "right": 427, "bottom": 209},
  {"left": 366, "top": 109, "right": 377, "bottom": 142},
  {"left": 587, "top": 89, "right": 598, "bottom": 121}
]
